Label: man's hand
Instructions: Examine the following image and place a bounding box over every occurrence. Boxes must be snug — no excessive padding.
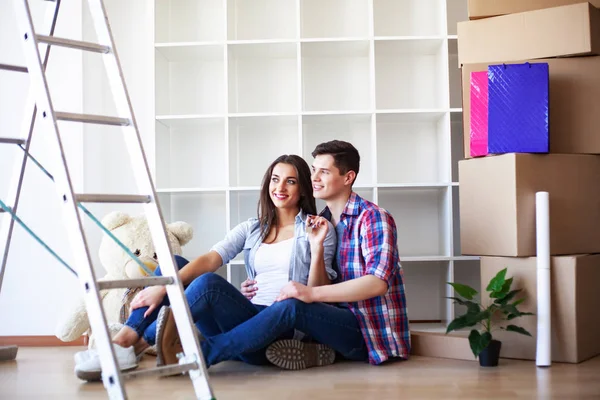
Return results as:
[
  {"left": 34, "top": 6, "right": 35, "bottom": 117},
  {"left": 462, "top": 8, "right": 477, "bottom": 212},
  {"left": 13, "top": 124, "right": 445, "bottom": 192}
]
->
[
  {"left": 240, "top": 279, "right": 257, "bottom": 300},
  {"left": 306, "top": 215, "right": 328, "bottom": 248},
  {"left": 276, "top": 281, "right": 314, "bottom": 303},
  {"left": 131, "top": 286, "right": 167, "bottom": 318}
]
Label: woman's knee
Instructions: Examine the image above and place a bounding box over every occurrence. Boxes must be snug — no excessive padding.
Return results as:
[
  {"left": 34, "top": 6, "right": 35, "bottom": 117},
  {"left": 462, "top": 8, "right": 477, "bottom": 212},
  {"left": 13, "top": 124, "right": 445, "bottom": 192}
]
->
[{"left": 187, "top": 272, "right": 227, "bottom": 292}]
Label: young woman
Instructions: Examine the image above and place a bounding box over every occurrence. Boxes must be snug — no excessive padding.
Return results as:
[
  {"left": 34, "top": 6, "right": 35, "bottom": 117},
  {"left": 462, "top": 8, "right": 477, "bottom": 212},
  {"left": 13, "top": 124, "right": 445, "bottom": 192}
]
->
[{"left": 74, "top": 154, "right": 337, "bottom": 379}]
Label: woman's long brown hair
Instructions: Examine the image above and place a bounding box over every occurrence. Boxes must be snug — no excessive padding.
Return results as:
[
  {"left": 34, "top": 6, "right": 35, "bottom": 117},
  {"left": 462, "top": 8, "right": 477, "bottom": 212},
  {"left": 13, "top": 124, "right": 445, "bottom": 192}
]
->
[{"left": 257, "top": 155, "right": 317, "bottom": 242}]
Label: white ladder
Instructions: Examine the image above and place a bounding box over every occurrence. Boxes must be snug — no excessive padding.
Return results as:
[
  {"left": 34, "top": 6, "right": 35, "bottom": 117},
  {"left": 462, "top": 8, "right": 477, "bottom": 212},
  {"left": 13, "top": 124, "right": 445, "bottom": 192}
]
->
[{"left": 0, "top": 0, "right": 215, "bottom": 398}]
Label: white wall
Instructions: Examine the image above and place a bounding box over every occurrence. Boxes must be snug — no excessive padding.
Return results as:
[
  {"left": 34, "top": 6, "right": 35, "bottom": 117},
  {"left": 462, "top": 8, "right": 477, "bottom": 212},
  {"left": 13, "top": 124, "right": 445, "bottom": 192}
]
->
[
  {"left": 0, "top": 0, "right": 154, "bottom": 335},
  {"left": 0, "top": 0, "right": 84, "bottom": 335}
]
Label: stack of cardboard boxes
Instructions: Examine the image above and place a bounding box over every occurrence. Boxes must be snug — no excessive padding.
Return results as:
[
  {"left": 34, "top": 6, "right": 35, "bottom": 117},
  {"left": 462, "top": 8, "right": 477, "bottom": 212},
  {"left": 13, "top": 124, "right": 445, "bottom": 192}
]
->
[{"left": 457, "top": 1, "right": 600, "bottom": 363}]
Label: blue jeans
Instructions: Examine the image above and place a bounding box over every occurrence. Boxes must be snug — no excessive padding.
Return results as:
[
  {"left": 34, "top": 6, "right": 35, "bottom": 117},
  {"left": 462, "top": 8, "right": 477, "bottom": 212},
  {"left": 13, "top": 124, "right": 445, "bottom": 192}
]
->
[
  {"left": 125, "top": 257, "right": 287, "bottom": 365},
  {"left": 198, "top": 277, "right": 369, "bottom": 367}
]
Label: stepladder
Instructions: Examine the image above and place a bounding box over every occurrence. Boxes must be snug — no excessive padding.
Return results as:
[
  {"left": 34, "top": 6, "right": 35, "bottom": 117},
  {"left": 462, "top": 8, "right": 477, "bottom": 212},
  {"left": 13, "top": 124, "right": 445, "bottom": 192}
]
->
[{"left": 0, "top": 0, "right": 215, "bottom": 398}]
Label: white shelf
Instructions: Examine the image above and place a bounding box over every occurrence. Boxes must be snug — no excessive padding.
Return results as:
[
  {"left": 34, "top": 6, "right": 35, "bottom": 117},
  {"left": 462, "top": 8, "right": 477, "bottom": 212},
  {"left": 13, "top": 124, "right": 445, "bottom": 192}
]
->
[
  {"left": 300, "top": 0, "right": 369, "bottom": 39},
  {"left": 377, "top": 187, "right": 450, "bottom": 257},
  {"left": 228, "top": 42, "right": 298, "bottom": 114},
  {"left": 229, "top": 115, "right": 299, "bottom": 186},
  {"left": 155, "top": 45, "right": 225, "bottom": 116},
  {"left": 375, "top": 39, "right": 447, "bottom": 110},
  {"left": 155, "top": 118, "right": 226, "bottom": 190},
  {"left": 302, "top": 114, "right": 373, "bottom": 187},
  {"left": 158, "top": 191, "right": 228, "bottom": 258},
  {"left": 152, "top": 0, "right": 473, "bottom": 325},
  {"left": 227, "top": 0, "right": 297, "bottom": 41},
  {"left": 374, "top": 0, "right": 446, "bottom": 37},
  {"left": 377, "top": 112, "right": 450, "bottom": 185},
  {"left": 302, "top": 41, "right": 371, "bottom": 112},
  {"left": 155, "top": 0, "right": 225, "bottom": 43}
]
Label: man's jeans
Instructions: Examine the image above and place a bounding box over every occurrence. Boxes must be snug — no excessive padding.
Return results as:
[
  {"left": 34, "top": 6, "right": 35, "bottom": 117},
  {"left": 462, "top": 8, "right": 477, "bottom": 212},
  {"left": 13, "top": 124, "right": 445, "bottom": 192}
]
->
[
  {"left": 196, "top": 274, "right": 369, "bottom": 367},
  {"left": 125, "top": 261, "right": 368, "bottom": 367}
]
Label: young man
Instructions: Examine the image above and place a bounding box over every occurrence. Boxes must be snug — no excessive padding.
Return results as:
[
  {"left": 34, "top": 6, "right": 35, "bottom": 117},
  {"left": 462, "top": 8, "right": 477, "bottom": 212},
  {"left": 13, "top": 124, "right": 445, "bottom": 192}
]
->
[{"left": 157, "top": 140, "right": 410, "bottom": 369}]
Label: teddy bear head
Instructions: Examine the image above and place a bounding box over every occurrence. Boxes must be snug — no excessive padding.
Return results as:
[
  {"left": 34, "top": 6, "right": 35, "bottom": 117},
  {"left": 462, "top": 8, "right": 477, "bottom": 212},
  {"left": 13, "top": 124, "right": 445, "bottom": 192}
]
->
[{"left": 98, "top": 212, "right": 193, "bottom": 279}]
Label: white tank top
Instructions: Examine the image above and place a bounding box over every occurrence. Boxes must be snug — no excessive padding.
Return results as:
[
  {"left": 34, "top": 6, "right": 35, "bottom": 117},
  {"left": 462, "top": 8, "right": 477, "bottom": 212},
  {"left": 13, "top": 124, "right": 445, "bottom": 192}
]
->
[{"left": 251, "top": 237, "right": 294, "bottom": 306}]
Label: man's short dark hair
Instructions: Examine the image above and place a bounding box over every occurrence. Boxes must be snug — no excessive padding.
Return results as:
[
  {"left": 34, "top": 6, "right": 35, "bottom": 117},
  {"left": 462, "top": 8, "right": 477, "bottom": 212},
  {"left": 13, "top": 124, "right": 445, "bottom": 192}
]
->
[{"left": 312, "top": 140, "right": 360, "bottom": 181}]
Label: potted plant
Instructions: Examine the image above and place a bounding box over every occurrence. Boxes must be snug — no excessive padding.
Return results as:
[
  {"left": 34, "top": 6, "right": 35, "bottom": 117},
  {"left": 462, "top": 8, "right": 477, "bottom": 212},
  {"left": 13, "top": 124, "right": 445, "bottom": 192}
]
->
[{"left": 446, "top": 268, "right": 534, "bottom": 367}]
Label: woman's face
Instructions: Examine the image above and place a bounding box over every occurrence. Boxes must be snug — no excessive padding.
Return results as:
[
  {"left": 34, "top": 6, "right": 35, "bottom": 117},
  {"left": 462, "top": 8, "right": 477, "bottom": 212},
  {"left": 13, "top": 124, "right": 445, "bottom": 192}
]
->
[{"left": 269, "top": 162, "right": 301, "bottom": 211}]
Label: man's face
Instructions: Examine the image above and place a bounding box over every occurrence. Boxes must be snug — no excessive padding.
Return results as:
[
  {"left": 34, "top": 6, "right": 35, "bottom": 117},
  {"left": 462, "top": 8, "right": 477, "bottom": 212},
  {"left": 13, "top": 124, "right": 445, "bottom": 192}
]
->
[{"left": 311, "top": 154, "right": 348, "bottom": 201}]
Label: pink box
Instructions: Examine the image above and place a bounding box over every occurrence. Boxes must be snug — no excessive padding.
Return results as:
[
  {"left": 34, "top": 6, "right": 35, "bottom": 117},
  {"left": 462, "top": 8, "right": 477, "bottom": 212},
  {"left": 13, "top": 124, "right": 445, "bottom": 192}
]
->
[{"left": 470, "top": 71, "right": 488, "bottom": 157}]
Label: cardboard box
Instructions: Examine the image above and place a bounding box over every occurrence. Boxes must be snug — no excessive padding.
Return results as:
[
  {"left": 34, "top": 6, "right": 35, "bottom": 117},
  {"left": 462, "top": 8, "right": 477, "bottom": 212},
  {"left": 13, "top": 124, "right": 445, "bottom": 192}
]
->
[
  {"left": 459, "top": 153, "right": 600, "bottom": 257},
  {"left": 480, "top": 255, "right": 600, "bottom": 363},
  {"left": 457, "top": 3, "right": 600, "bottom": 66},
  {"left": 410, "top": 330, "right": 474, "bottom": 361},
  {"left": 462, "top": 56, "right": 600, "bottom": 159},
  {"left": 468, "top": 0, "right": 600, "bottom": 20}
]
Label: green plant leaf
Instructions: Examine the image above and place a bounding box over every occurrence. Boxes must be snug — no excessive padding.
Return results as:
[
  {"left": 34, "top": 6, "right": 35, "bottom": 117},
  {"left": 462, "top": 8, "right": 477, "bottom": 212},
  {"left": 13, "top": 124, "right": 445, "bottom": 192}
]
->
[
  {"left": 491, "top": 278, "right": 514, "bottom": 298},
  {"left": 468, "top": 330, "right": 492, "bottom": 358},
  {"left": 506, "top": 325, "right": 532, "bottom": 336},
  {"left": 446, "top": 297, "right": 480, "bottom": 314},
  {"left": 494, "top": 289, "right": 521, "bottom": 305},
  {"left": 507, "top": 312, "right": 534, "bottom": 320},
  {"left": 512, "top": 298, "right": 526, "bottom": 307},
  {"left": 486, "top": 268, "right": 507, "bottom": 292},
  {"left": 446, "top": 310, "right": 489, "bottom": 333},
  {"left": 447, "top": 282, "right": 478, "bottom": 300}
]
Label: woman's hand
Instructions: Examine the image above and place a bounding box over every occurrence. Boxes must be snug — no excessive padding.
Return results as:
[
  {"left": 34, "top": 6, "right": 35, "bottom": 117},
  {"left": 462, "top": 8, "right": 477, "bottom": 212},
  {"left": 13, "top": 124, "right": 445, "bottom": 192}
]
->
[
  {"left": 276, "top": 281, "right": 314, "bottom": 303},
  {"left": 306, "top": 215, "right": 328, "bottom": 248},
  {"left": 240, "top": 279, "right": 257, "bottom": 300},
  {"left": 131, "top": 286, "right": 167, "bottom": 318}
]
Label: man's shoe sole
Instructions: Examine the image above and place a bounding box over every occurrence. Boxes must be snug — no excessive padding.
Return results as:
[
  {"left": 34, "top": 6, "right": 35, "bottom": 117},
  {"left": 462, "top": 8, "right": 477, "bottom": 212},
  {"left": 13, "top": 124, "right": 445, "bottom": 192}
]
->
[{"left": 266, "top": 340, "right": 335, "bottom": 370}]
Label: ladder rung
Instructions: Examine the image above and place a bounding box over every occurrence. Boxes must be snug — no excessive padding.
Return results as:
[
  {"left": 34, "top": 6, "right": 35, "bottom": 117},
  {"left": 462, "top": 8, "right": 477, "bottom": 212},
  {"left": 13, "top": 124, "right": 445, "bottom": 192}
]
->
[
  {"left": 75, "top": 194, "right": 151, "bottom": 204},
  {"left": 98, "top": 277, "right": 174, "bottom": 290},
  {"left": 0, "top": 63, "right": 27, "bottom": 73},
  {"left": 55, "top": 112, "right": 130, "bottom": 126},
  {"left": 36, "top": 35, "right": 110, "bottom": 54},
  {"left": 0, "top": 137, "right": 27, "bottom": 145},
  {"left": 123, "top": 362, "right": 199, "bottom": 380}
]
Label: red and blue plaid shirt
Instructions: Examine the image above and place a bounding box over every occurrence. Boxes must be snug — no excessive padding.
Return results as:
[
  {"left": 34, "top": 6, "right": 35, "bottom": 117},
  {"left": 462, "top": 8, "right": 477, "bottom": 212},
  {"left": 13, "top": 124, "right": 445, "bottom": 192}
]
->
[{"left": 323, "top": 192, "right": 411, "bottom": 364}]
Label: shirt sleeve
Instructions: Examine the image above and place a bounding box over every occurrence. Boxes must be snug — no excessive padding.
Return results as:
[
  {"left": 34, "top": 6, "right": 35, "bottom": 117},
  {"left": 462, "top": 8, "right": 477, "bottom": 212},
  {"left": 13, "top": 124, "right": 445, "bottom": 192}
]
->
[
  {"left": 322, "top": 220, "right": 337, "bottom": 281},
  {"left": 210, "top": 220, "right": 253, "bottom": 265},
  {"left": 361, "top": 209, "right": 399, "bottom": 285}
]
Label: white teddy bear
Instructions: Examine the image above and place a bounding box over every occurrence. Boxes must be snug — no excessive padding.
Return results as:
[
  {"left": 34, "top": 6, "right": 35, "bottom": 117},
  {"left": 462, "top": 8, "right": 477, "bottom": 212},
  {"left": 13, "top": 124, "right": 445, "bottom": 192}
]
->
[{"left": 55, "top": 211, "right": 193, "bottom": 349}]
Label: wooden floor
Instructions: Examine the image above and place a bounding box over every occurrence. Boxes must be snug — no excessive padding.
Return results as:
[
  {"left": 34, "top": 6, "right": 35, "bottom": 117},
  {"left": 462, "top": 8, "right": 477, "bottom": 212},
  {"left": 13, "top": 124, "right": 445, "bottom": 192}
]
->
[{"left": 1, "top": 347, "right": 599, "bottom": 399}]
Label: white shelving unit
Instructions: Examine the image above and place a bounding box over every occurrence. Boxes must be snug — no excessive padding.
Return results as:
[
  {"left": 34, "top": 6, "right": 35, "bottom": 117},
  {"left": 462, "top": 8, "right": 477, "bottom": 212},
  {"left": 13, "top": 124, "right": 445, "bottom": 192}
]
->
[{"left": 153, "top": 0, "right": 477, "bottom": 328}]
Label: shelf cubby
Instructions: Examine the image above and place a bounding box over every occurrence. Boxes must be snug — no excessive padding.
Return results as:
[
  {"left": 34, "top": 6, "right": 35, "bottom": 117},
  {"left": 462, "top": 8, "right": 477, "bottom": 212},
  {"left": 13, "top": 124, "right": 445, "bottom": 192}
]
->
[
  {"left": 227, "top": 0, "right": 297, "bottom": 41},
  {"left": 375, "top": 39, "right": 447, "bottom": 110},
  {"left": 377, "top": 187, "right": 451, "bottom": 257},
  {"left": 155, "top": 0, "right": 225, "bottom": 43},
  {"left": 229, "top": 115, "right": 299, "bottom": 187},
  {"left": 301, "top": 41, "right": 371, "bottom": 112},
  {"left": 228, "top": 43, "right": 298, "bottom": 114},
  {"left": 302, "top": 114, "right": 373, "bottom": 187},
  {"left": 155, "top": 118, "right": 226, "bottom": 190},
  {"left": 300, "top": 0, "right": 369, "bottom": 39},
  {"left": 373, "top": 0, "right": 445, "bottom": 37},
  {"left": 155, "top": 45, "right": 225, "bottom": 116},
  {"left": 376, "top": 112, "right": 451, "bottom": 185}
]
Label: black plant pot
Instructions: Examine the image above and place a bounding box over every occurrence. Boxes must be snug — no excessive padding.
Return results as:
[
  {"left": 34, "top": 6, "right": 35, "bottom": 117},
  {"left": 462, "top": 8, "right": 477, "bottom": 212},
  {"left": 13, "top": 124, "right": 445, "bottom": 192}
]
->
[{"left": 479, "top": 340, "right": 502, "bottom": 367}]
